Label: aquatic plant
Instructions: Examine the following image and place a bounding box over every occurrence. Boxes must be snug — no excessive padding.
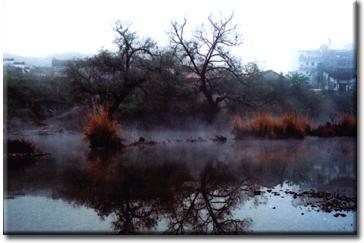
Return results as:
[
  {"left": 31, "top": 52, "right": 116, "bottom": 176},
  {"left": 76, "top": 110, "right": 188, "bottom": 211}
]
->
[
  {"left": 84, "top": 106, "right": 123, "bottom": 149},
  {"left": 6, "top": 138, "right": 45, "bottom": 165},
  {"left": 335, "top": 114, "right": 356, "bottom": 136},
  {"left": 7, "top": 138, "right": 37, "bottom": 154},
  {"left": 279, "top": 114, "right": 311, "bottom": 138},
  {"left": 233, "top": 113, "right": 356, "bottom": 139},
  {"left": 232, "top": 113, "right": 311, "bottom": 139},
  {"left": 311, "top": 114, "right": 356, "bottom": 137}
]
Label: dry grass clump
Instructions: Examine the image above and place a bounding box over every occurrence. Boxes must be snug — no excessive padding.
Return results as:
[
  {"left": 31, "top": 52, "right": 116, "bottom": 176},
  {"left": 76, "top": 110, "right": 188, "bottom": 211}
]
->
[
  {"left": 232, "top": 113, "right": 311, "bottom": 139},
  {"left": 311, "top": 122, "right": 336, "bottom": 137},
  {"left": 250, "top": 114, "right": 278, "bottom": 138},
  {"left": 312, "top": 114, "right": 356, "bottom": 137},
  {"left": 280, "top": 114, "right": 311, "bottom": 138},
  {"left": 233, "top": 113, "right": 356, "bottom": 139},
  {"left": 7, "top": 138, "right": 37, "bottom": 154},
  {"left": 336, "top": 114, "right": 356, "bottom": 136},
  {"left": 6, "top": 138, "right": 42, "bottom": 165},
  {"left": 84, "top": 106, "right": 122, "bottom": 149}
]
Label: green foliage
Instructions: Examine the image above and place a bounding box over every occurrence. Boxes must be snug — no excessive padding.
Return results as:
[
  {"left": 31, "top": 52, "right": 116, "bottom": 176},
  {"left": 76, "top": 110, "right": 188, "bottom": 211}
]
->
[
  {"left": 286, "top": 72, "right": 310, "bottom": 87},
  {"left": 5, "top": 69, "right": 71, "bottom": 120}
]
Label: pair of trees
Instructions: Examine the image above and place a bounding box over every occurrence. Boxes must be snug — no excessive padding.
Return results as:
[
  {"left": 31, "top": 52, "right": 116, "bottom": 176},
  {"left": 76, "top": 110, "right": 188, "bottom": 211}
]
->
[
  {"left": 67, "top": 14, "right": 249, "bottom": 120},
  {"left": 67, "top": 23, "right": 156, "bottom": 118}
]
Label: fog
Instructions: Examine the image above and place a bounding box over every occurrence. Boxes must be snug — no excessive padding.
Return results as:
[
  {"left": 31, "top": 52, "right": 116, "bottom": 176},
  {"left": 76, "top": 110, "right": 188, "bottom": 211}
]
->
[{"left": 2, "top": 0, "right": 355, "bottom": 73}]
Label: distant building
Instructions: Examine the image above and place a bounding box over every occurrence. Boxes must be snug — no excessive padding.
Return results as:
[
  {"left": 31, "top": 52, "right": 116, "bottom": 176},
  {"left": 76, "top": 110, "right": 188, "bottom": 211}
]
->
[
  {"left": 297, "top": 45, "right": 356, "bottom": 92},
  {"left": 30, "top": 66, "right": 53, "bottom": 77},
  {"left": 3, "top": 58, "right": 15, "bottom": 66},
  {"left": 3, "top": 58, "right": 30, "bottom": 73},
  {"left": 261, "top": 70, "right": 285, "bottom": 81},
  {"left": 51, "top": 58, "right": 69, "bottom": 77},
  {"left": 13, "top": 61, "right": 26, "bottom": 69}
]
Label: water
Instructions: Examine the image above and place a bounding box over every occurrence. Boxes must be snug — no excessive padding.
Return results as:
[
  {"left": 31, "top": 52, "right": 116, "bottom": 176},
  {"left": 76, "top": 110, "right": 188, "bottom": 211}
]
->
[{"left": 4, "top": 131, "right": 357, "bottom": 234}]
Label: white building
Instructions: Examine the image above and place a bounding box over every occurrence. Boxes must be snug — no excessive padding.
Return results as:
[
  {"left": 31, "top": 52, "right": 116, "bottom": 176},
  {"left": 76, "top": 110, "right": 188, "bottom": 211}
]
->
[
  {"left": 3, "top": 58, "right": 15, "bottom": 66},
  {"left": 297, "top": 45, "right": 356, "bottom": 92}
]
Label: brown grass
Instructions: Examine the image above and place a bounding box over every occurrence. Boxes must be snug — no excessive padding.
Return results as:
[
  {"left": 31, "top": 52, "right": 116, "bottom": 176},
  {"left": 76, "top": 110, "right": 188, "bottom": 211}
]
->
[
  {"left": 280, "top": 114, "right": 311, "bottom": 138},
  {"left": 336, "top": 114, "right": 356, "bottom": 136},
  {"left": 311, "top": 114, "right": 356, "bottom": 137},
  {"left": 7, "top": 138, "right": 37, "bottom": 154},
  {"left": 311, "top": 122, "right": 336, "bottom": 137},
  {"left": 7, "top": 138, "right": 40, "bottom": 165},
  {"left": 233, "top": 113, "right": 356, "bottom": 139},
  {"left": 232, "top": 113, "right": 311, "bottom": 139},
  {"left": 84, "top": 106, "right": 122, "bottom": 149}
]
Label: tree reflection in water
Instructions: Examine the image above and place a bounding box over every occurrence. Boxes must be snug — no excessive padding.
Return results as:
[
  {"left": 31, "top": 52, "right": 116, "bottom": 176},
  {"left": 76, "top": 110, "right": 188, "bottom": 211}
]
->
[
  {"left": 166, "top": 162, "right": 251, "bottom": 234},
  {"left": 56, "top": 151, "right": 252, "bottom": 234},
  {"left": 5, "top": 137, "right": 356, "bottom": 234}
]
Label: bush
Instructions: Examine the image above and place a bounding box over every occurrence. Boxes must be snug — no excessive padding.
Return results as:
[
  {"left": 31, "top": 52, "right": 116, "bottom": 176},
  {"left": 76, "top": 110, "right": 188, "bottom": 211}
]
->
[
  {"left": 311, "top": 122, "right": 336, "bottom": 137},
  {"left": 232, "top": 113, "right": 311, "bottom": 139},
  {"left": 280, "top": 114, "right": 311, "bottom": 138},
  {"left": 7, "top": 138, "right": 40, "bottom": 165},
  {"left": 311, "top": 114, "right": 356, "bottom": 137},
  {"left": 7, "top": 138, "right": 37, "bottom": 154},
  {"left": 84, "top": 106, "right": 123, "bottom": 149},
  {"left": 335, "top": 114, "right": 356, "bottom": 136}
]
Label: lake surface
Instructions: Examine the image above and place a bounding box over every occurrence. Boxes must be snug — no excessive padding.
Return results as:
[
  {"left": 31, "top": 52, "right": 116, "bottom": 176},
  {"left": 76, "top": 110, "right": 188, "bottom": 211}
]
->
[{"left": 4, "top": 131, "right": 357, "bottom": 234}]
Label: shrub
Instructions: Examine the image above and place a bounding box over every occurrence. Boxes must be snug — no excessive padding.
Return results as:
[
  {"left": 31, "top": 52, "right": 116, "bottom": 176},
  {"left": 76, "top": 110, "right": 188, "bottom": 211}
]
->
[
  {"left": 311, "top": 122, "right": 336, "bottom": 137},
  {"left": 251, "top": 114, "right": 278, "bottom": 138},
  {"left": 311, "top": 114, "right": 356, "bottom": 137},
  {"left": 231, "top": 115, "right": 253, "bottom": 138},
  {"left": 7, "top": 138, "right": 38, "bottom": 165},
  {"left": 7, "top": 138, "right": 37, "bottom": 154},
  {"left": 232, "top": 113, "right": 311, "bottom": 139},
  {"left": 279, "top": 114, "right": 311, "bottom": 138},
  {"left": 335, "top": 114, "right": 356, "bottom": 136},
  {"left": 84, "top": 106, "right": 122, "bottom": 149}
]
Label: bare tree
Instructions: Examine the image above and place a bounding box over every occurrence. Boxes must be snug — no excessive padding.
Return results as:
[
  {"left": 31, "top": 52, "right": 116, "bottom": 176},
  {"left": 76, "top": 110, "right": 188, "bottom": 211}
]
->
[
  {"left": 168, "top": 13, "right": 242, "bottom": 120},
  {"left": 166, "top": 162, "right": 251, "bottom": 234},
  {"left": 67, "top": 22, "right": 156, "bottom": 118}
]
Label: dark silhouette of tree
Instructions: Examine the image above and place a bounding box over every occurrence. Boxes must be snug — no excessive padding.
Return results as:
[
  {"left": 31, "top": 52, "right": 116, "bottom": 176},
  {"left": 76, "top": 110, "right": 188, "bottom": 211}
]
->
[
  {"left": 6, "top": 140, "right": 357, "bottom": 234},
  {"left": 286, "top": 72, "right": 310, "bottom": 88},
  {"left": 166, "top": 162, "right": 251, "bottom": 234},
  {"left": 168, "top": 14, "right": 243, "bottom": 120},
  {"left": 66, "top": 22, "right": 156, "bottom": 118}
]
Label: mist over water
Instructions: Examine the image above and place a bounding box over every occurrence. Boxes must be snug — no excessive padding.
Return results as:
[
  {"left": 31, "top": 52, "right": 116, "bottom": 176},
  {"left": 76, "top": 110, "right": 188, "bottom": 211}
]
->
[
  {"left": 4, "top": 130, "right": 356, "bottom": 234},
  {"left": 3, "top": 0, "right": 357, "bottom": 235}
]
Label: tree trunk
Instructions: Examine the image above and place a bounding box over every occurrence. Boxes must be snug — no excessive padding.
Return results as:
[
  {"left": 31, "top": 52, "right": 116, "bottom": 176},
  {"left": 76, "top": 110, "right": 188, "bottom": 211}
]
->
[
  {"left": 201, "top": 88, "right": 219, "bottom": 123},
  {"left": 107, "top": 91, "right": 130, "bottom": 119},
  {"left": 108, "top": 99, "right": 122, "bottom": 119},
  {"left": 206, "top": 105, "right": 219, "bottom": 123}
]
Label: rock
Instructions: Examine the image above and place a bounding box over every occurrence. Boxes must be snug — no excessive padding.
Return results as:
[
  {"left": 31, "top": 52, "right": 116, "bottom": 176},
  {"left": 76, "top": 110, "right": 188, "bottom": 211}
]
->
[
  {"left": 212, "top": 135, "right": 227, "bottom": 143},
  {"left": 128, "top": 137, "right": 157, "bottom": 147},
  {"left": 254, "top": 190, "right": 261, "bottom": 195}
]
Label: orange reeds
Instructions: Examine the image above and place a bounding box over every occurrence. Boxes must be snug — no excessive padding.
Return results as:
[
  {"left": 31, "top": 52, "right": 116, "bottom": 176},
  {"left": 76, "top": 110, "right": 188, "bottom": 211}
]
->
[
  {"left": 7, "top": 138, "right": 37, "bottom": 154},
  {"left": 337, "top": 114, "right": 356, "bottom": 136},
  {"left": 312, "top": 114, "right": 356, "bottom": 137},
  {"left": 233, "top": 113, "right": 356, "bottom": 139},
  {"left": 232, "top": 113, "right": 311, "bottom": 139},
  {"left": 280, "top": 114, "right": 311, "bottom": 138},
  {"left": 84, "top": 106, "right": 122, "bottom": 149}
]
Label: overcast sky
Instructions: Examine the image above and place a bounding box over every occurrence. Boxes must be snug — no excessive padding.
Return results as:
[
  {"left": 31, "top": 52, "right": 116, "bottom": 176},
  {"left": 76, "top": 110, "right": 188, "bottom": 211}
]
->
[{"left": 2, "top": 0, "right": 355, "bottom": 73}]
